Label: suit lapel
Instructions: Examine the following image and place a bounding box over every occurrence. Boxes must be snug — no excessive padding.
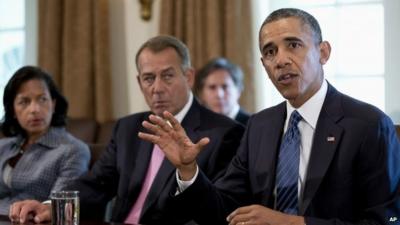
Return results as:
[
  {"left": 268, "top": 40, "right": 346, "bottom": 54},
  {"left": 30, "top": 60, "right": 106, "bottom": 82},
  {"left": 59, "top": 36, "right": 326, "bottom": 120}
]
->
[
  {"left": 299, "top": 84, "right": 344, "bottom": 214},
  {"left": 127, "top": 114, "right": 154, "bottom": 200},
  {"left": 256, "top": 103, "right": 286, "bottom": 205}
]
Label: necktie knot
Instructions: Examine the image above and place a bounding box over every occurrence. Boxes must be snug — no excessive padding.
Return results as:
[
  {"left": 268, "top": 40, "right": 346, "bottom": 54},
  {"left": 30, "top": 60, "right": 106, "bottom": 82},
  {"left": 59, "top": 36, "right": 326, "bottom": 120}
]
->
[{"left": 289, "top": 110, "right": 302, "bottom": 128}]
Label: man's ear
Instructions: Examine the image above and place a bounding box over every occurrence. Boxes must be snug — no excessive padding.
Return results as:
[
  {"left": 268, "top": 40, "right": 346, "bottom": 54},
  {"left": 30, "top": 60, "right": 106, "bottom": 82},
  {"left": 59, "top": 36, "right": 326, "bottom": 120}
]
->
[
  {"left": 319, "top": 41, "right": 331, "bottom": 65},
  {"left": 260, "top": 56, "right": 272, "bottom": 80},
  {"left": 137, "top": 75, "right": 143, "bottom": 91},
  {"left": 260, "top": 57, "right": 267, "bottom": 71},
  {"left": 185, "top": 68, "right": 195, "bottom": 88}
]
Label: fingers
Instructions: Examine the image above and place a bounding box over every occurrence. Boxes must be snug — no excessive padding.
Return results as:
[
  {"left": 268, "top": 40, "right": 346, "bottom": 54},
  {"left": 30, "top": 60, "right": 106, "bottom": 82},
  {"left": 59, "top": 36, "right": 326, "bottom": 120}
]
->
[
  {"left": 138, "top": 130, "right": 159, "bottom": 143},
  {"left": 141, "top": 120, "right": 164, "bottom": 136},
  {"left": 228, "top": 214, "right": 250, "bottom": 225},
  {"left": 139, "top": 111, "right": 188, "bottom": 145},
  {"left": 228, "top": 216, "right": 250, "bottom": 225},
  {"left": 147, "top": 112, "right": 186, "bottom": 135},
  {"left": 148, "top": 114, "right": 173, "bottom": 132},
  {"left": 9, "top": 202, "right": 22, "bottom": 222},
  {"left": 139, "top": 120, "right": 161, "bottom": 141},
  {"left": 232, "top": 222, "right": 249, "bottom": 225},
  {"left": 19, "top": 204, "right": 34, "bottom": 223},
  {"left": 163, "top": 111, "right": 184, "bottom": 132},
  {"left": 9, "top": 200, "right": 42, "bottom": 223},
  {"left": 227, "top": 206, "right": 251, "bottom": 221},
  {"left": 139, "top": 111, "right": 209, "bottom": 171},
  {"left": 227, "top": 206, "right": 253, "bottom": 225},
  {"left": 34, "top": 204, "right": 51, "bottom": 223},
  {"left": 145, "top": 112, "right": 209, "bottom": 147},
  {"left": 13, "top": 200, "right": 51, "bottom": 224},
  {"left": 139, "top": 114, "right": 175, "bottom": 143}
]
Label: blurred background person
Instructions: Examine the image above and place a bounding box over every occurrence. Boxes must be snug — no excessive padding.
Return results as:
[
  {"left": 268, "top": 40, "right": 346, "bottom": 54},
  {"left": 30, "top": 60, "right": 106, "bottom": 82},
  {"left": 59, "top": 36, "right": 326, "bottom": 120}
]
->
[
  {"left": 194, "top": 57, "right": 250, "bottom": 125},
  {"left": 0, "top": 66, "right": 90, "bottom": 215}
]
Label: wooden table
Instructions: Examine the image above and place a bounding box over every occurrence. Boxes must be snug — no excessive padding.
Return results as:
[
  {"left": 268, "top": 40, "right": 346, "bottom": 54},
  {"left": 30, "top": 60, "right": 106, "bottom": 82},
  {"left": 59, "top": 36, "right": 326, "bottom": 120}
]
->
[
  {"left": 0, "top": 215, "right": 48, "bottom": 225},
  {"left": 0, "top": 215, "right": 128, "bottom": 225}
]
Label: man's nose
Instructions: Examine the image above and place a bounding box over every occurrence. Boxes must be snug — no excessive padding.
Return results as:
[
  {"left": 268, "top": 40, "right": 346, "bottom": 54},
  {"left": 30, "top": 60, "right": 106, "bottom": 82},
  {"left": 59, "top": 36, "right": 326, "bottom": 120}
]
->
[
  {"left": 152, "top": 76, "right": 165, "bottom": 93},
  {"left": 216, "top": 87, "right": 225, "bottom": 98},
  {"left": 275, "top": 50, "right": 292, "bottom": 68}
]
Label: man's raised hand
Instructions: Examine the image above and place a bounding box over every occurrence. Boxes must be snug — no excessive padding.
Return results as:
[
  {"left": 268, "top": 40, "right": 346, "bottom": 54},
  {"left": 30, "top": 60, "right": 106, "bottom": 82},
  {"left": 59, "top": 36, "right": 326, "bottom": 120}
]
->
[{"left": 138, "top": 111, "right": 209, "bottom": 180}]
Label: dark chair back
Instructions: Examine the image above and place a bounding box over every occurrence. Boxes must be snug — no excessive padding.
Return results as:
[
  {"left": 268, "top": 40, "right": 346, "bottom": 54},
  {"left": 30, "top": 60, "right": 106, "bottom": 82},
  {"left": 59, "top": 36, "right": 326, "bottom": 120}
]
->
[
  {"left": 96, "top": 121, "right": 116, "bottom": 144},
  {"left": 66, "top": 118, "right": 97, "bottom": 143}
]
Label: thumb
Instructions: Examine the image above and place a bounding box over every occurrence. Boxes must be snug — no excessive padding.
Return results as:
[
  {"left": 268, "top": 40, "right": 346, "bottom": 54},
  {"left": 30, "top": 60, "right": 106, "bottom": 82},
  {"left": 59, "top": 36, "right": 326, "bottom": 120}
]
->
[
  {"left": 34, "top": 215, "right": 42, "bottom": 223},
  {"left": 197, "top": 137, "right": 210, "bottom": 149}
]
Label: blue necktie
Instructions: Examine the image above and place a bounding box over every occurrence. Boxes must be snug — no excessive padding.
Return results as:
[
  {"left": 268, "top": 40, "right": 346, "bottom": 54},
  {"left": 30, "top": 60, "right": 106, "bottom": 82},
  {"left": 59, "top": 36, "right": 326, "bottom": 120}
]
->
[{"left": 276, "top": 110, "right": 302, "bottom": 215}]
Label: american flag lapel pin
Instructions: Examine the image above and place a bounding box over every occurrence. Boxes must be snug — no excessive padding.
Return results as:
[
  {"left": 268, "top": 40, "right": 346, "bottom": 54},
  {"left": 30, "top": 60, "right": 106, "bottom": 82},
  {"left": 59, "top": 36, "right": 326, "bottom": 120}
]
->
[
  {"left": 389, "top": 216, "right": 398, "bottom": 222},
  {"left": 327, "top": 136, "right": 335, "bottom": 142}
]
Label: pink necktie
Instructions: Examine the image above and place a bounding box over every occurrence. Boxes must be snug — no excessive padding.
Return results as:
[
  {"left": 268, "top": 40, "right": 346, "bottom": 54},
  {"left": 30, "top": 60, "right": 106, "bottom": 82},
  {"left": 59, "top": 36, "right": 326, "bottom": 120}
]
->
[{"left": 124, "top": 144, "right": 165, "bottom": 224}]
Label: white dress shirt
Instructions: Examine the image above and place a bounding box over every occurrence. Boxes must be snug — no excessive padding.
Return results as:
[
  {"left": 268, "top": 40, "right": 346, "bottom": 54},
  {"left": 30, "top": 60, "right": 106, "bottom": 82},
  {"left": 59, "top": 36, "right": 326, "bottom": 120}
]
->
[
  {"left": 227, "top": 103, "right": 240, "bottom": 120},
  {"left": 284, "top": 79, "right": 327, "bottom": 202},
  {"left": 174, "top": 92, "right": 193, "bottom": 123}
]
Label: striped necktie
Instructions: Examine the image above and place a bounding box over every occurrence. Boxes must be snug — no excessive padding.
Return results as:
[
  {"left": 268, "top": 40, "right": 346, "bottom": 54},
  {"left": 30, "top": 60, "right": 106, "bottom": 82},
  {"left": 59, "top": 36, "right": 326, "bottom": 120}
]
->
[{"left": 276, "top": 110, "right": 302, "bottom": 214}]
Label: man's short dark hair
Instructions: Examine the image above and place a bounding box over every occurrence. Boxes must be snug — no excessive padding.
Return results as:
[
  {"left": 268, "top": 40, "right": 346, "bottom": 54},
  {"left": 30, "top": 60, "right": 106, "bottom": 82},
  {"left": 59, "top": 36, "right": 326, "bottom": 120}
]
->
[
  {"left": 194, "top": 57, "right": 244, "bottom": 97},
  {"left": 259, "top": 8, "right": 323, "bottom": 50},
  {"left": 1, "top": 66, "right": 68, "bottom": 137}
]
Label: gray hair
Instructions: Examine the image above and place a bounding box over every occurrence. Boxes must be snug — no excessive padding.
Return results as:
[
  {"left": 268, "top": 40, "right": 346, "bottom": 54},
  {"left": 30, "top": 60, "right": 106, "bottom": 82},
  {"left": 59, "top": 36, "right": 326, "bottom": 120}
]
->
[{"left": 135, "top": 35, "right": 191, "bottom": 72}]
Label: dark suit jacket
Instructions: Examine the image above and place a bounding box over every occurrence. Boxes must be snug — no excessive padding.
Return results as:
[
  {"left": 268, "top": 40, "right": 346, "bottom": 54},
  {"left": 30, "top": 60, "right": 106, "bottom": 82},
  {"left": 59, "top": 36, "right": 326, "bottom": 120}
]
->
[
  {"left": 234, "top": 108, "right": 250, "bottom": 126},
  {"left": 68, "top": 100, "right": 244, "bottom": 224},
  {"left": 174, "top": 84, "right": 400, "bottom": 225}
]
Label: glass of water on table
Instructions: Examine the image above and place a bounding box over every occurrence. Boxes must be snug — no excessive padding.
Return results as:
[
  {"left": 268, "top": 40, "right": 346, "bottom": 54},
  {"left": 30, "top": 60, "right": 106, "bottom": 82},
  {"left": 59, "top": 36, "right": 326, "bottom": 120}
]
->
[{"left": 50, "top": 191, "right": 79, "bottom": 225}]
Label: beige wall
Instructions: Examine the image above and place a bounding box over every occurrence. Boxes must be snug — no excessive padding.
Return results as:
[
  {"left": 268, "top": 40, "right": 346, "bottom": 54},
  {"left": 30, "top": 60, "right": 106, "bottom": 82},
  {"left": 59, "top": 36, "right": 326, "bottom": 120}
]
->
[{"left": 109, "top": 0, "right": 161, "bottom": 118}]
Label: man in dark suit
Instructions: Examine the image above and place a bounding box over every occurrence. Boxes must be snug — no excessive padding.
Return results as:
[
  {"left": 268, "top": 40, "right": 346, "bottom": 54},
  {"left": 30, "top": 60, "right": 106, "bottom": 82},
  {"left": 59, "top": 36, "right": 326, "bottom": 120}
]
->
[
  {"left": 139, "top": 8, "right": 400, "bottom": 225},
  {"left": 194, "top": 57, "right": 250, "bottom": 125},
  {"left": 9, "top": 36, "right": 244, "bottom": 225}
]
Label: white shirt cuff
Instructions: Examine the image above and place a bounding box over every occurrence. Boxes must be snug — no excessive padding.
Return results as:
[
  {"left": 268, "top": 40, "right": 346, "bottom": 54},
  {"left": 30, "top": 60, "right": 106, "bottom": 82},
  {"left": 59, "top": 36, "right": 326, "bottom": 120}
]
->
[
  {"left": 175, "top": 166, "right": 199, "bottom": 195},
  {"left": 42, "top": 200, "right": 51, "bottom": 205}
]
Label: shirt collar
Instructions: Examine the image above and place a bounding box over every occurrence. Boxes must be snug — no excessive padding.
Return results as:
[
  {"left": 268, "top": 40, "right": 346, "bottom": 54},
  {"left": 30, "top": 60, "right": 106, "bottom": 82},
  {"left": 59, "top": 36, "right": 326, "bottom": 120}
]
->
[
  {"left": 228, "top": 103, "right": 240, "bottom": 120},
  {"left": 286, "top": 79, "right": 328, "bottom": 129},
  {"left": 13, "top": 127, "right": 64, "bottom": 149},
  {"left": 174, "top": 92, "right": 193, "bottom": 123}
]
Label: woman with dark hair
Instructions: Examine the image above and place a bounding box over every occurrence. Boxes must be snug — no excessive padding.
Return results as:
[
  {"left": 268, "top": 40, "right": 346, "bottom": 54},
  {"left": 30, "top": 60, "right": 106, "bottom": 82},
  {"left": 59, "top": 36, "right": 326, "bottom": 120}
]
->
[{"left": 0, "top": 66, "right": 90, "bottom": 215}]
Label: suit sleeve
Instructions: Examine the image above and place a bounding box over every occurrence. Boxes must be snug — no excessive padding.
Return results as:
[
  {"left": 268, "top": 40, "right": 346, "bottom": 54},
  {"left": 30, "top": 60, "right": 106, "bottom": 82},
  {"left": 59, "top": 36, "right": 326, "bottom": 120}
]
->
[
  {"left": 170, "top": 121, "right": 253, "bottom": 225},
  {"left": 203, "top": 123, "right": 246, "bottom": 182},
  {"left": 50, "top": 141, "right": 90, "bottom": 192}
]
